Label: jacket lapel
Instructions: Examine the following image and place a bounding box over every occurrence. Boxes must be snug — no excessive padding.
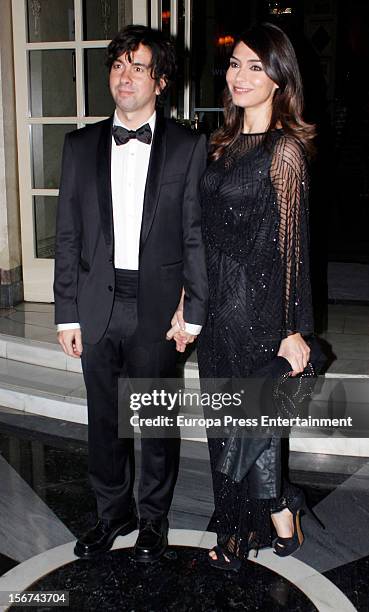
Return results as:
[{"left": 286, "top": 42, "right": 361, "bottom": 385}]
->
[
  {"left": 96, "top": 116, "right": 114, "bottom": 257},
  {"left": 139, "top": 113, "right": 167, "bottom": 252}
]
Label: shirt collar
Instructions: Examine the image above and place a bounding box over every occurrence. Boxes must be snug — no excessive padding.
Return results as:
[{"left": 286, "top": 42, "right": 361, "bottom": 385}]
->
[{"left": 113, "top": 110, "right": 156, "bottom": 134}]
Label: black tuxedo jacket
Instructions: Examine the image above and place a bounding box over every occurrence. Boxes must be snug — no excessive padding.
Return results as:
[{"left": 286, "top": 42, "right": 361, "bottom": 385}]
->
[{"left": 54, "top": 112, "right": 208, "bottom": 344}]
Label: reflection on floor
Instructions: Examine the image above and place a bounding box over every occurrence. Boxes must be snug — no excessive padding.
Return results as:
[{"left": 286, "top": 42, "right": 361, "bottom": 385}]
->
[
  {"left": 0, "top": 413, "right": 367, "bottom": 611},
  {"left": 0, "top": 454, "right": 73, "bottom": 561}
]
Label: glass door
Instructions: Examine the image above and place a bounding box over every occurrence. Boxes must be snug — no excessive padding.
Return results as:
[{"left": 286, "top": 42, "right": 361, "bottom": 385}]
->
[
  {"left": 12, "top": 0, "right": 190, "bottom": 302},
  {"left": 12, "top": 0, "right": 148, "bottom": 301},
  {"left": 149, "top": 0, "right": 192, "bottom": 120}
]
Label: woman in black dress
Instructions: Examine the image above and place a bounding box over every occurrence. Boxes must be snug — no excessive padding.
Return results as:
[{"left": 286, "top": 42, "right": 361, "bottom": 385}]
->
[{"left": 169, "top": 22, "right": 316, "bottom": 569}]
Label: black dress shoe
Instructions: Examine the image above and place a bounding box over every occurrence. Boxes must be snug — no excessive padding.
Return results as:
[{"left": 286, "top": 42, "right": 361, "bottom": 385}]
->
[
  {"left": 133, "top": 517, "right": 169, "bottom": 563},
  {"left": 74, "top": 514, "right": 138, "bottom": 558}
]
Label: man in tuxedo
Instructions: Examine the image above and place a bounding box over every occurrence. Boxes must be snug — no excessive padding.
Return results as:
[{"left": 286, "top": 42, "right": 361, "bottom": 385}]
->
[{"left": 54, "top": 25, "right": 208, "bottom": 562}]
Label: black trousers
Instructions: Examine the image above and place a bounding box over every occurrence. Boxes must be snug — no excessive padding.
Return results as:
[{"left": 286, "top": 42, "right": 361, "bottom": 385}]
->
[{"left": 81, "top": 273, "right": 180, "bottom": 521}]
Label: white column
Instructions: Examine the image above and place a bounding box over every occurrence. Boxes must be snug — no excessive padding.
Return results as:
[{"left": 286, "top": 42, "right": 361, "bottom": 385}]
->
[
  {"left": 183, "top": 0, "right": 191, "bottom": 119},
  {"left": 132, "top": 0, "right": 148, "bottom": 25},
  {"left": 0, "top": 0, "right": 22, "bottom": 305},
  {"left": 150, "top": 0, "right": 162, "bottom": 29}
]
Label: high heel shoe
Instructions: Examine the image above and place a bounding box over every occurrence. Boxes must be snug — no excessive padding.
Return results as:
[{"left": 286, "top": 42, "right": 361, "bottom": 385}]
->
[
  {"left": 208, "top": 545, "right": 242, "bottom": 572},
  {"left": 271, "top": 489, "right": 324, "bottom": 557}
]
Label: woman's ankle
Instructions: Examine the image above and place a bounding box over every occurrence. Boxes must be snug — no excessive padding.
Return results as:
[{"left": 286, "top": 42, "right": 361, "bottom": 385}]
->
[{"left": 271, "top": 507, "right": 294, "bottom": 538}]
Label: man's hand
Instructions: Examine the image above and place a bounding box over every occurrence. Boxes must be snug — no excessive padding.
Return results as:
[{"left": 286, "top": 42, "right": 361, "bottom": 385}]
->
[
  {"left": 170, "top": 289, "right": 185, "bottom": 331},
  {"left": 57, "top": 329, "right": 83, "bottom": 358},
  {"left": 166, "top": 290, "right": 197, "bottom": 352},
  {"left": 277, "top": 333, "right": 310, "bottom": 376},
  {"left": 166, "top": 326, "right": 196, "bottom": 352}
]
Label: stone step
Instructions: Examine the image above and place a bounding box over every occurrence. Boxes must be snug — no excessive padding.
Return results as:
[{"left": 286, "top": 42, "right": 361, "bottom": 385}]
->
[
  {"left": 0, "top": 332, "right": 201, "bottom": 381},
  {"left": 0, "top": 356, "right": 87, "bottom": 424},
  {"left": 0, "top": 333, "right": 82, "bottom": 373},
  {"left": 0, "top": 356, "right": 202, "bottom": 429},
  {"left": 1, "top": 335, "right": 369, "bottom": 455}
]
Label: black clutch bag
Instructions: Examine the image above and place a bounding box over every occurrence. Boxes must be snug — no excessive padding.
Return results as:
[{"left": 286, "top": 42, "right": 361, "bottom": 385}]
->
[{"left": 215, "top": 335, "right": 327, "bottom": 483}]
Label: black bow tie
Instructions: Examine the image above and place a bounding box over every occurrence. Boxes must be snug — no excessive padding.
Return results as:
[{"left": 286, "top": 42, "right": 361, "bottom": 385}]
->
[{"left": 112, "top": 123, "right": 152, "bottom": 146}]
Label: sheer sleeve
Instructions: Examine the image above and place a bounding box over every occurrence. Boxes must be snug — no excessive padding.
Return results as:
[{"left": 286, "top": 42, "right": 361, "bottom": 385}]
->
[{"left": 270, "top": 136, "right": 314, "bottom": 337}]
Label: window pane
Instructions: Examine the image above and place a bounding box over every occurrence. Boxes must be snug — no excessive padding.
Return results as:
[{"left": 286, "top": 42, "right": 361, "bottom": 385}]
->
[
  {"left": 27, "top": 0, "right": 75, "bottom": 42},
  {"left": 34, "top": 197, "right": 57, "bottom": 259},
  {"left": 84, "top": 49, "right": 115, "bottom": 116},
  {"left": 29, "top": 50, "right": 77, "bottom": 117},
  {"left": 191, "top": 1, "right": 254, "bottom": 134},
  {"left": 83, "top": 0, "right": 124, "bottom": 40},
  {"left": 31, "top": 124, "right": 77, "bottom": 189}
]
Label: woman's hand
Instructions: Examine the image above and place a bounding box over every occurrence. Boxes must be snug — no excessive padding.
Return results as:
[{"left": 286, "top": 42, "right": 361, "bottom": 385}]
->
[
  {"left": 166, "top": 288, "right": 190, "bottom": 352},
  {"left": 277, "top": 333, "right": 310, "bottom": 376},
  {"left": 167, "top": 328, "right": 196, "bottom": 352}
]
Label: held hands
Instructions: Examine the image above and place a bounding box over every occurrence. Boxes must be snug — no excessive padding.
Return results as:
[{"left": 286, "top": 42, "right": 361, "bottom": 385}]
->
[
  {"left": 166, "top": 290, "right": 197, "bottom": 352},
  {"left": 277, "top": 333, "right": 310, "bottom": 376},
  {"left": 57, "top": 329, "right": 83, "bottom": 358}
]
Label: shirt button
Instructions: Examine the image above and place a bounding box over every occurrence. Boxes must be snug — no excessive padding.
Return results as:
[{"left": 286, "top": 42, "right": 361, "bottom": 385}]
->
[{"left": 108, "top": 285, "right": 113, "bottom": 292}]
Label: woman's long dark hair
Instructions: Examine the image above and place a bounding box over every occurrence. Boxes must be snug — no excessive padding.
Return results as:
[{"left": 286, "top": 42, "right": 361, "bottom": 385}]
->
[{"left": 210, "top": 22, "right": 316, "bottom": 160}]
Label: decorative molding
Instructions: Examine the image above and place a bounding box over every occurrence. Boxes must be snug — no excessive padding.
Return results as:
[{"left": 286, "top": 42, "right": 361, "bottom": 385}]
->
[
  {"left": 100, "top": 0, "right": 111, "bottom": 40},
  {"left": 30, "top": 0, "right": 41, "bottom": 36},
  {"left": 118, "top": 0, "right": 133, "bottom": 28}
]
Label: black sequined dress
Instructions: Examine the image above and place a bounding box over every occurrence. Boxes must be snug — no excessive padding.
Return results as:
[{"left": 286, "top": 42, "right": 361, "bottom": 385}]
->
[{"left": 197, "top": 130, "right": 314, "bottom": 559}]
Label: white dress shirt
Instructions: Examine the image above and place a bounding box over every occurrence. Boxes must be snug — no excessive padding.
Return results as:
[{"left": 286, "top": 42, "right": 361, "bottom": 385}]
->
[
  {"left": 57, "top": 110, "right": 201, "bottom": 336},
  {"left": 112, "top": 110, "right": 155, "bottom": 270}
]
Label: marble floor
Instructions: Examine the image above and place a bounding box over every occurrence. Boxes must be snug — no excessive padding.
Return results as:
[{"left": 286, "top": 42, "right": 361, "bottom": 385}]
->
[
  {"left": 0, "top": 300, "right": 368, "bottom": 609},
  {"left": 0, "top": 411, "right": 368, "bottom": 611}
]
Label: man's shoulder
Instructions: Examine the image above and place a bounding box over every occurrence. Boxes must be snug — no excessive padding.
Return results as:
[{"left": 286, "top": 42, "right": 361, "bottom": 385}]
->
[
  {"left": 67, "top": 117, "right": 112, "bottom": 143},
  {"left": 164, "top": 117, "right": 204, "bottom": 144}
]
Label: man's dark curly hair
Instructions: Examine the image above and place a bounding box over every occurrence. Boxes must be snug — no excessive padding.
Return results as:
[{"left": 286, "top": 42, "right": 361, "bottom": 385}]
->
[{"left": 106, "top": 25, "right": 177, "bottom": 104}]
